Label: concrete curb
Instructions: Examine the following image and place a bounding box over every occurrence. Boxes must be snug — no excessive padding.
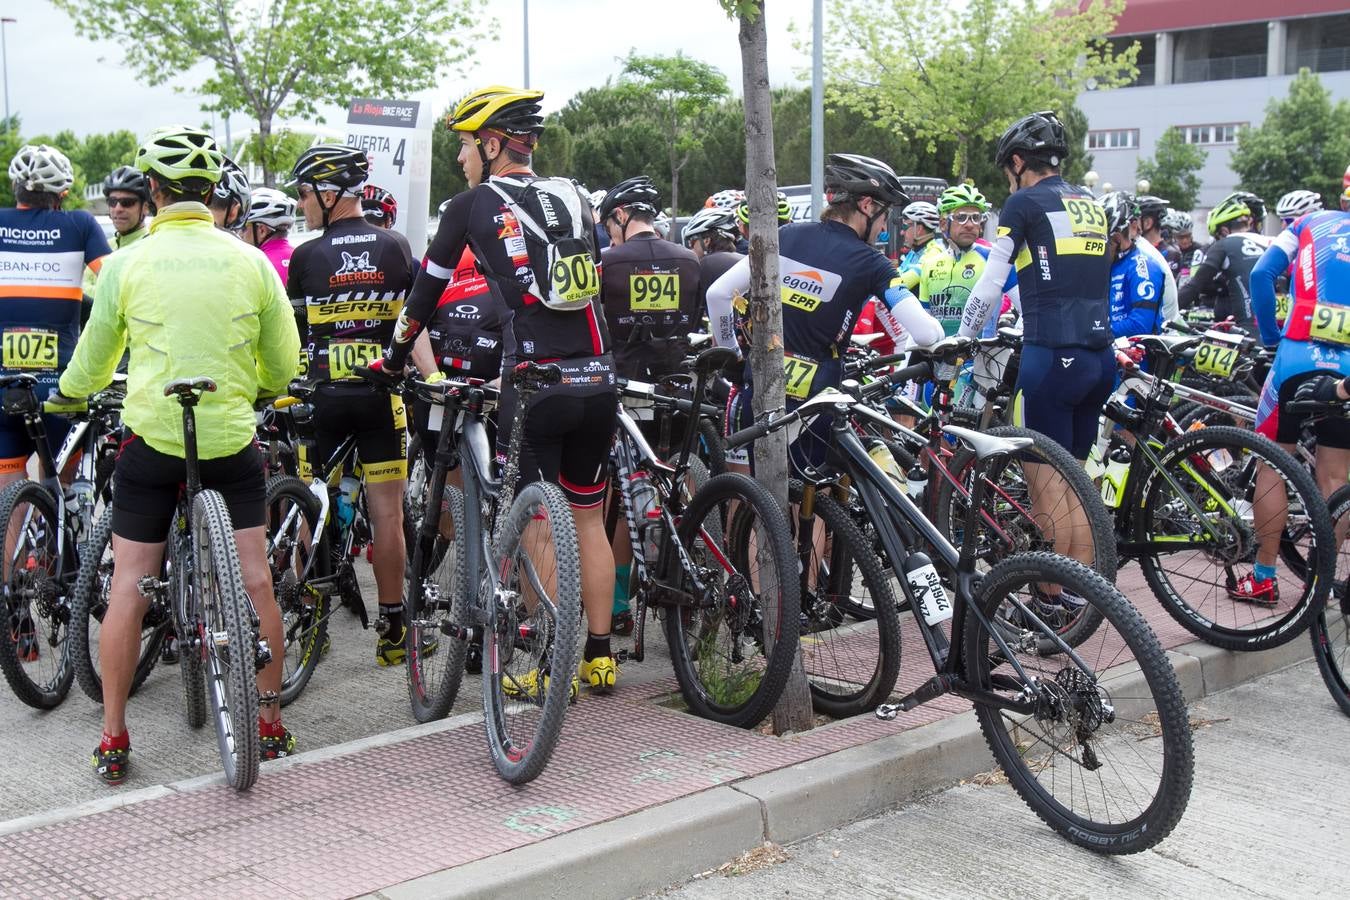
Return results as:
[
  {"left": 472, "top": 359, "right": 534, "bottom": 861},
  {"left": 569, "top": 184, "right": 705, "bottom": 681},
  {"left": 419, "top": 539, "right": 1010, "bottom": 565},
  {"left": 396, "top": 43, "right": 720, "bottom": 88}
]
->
[{"left": 365, "top": 635, "right": 1316, "bottom": 900}]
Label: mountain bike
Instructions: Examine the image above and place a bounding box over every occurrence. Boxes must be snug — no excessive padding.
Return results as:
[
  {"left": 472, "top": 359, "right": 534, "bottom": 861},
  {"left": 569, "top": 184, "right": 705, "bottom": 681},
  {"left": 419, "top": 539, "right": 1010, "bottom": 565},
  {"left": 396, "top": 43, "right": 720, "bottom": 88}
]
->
[
  {"left": 364, "top": 360, "right": 582, "bottom": 784},
  {"left": 725, "top": 383, "right": 1193, "bottom": 854},
  {"left": 609, "top": 347, "right": 799, "bottom": 727},
  {"left": 0, "top": 373, "right": 122, "bottom": 709}
]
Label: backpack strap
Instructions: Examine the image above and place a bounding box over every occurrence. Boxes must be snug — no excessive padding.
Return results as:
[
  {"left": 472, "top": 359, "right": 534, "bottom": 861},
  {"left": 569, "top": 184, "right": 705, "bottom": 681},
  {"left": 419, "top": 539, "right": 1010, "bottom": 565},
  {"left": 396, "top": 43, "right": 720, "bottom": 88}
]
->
[{"left": 486, "top": 176, "right": 552, "bottom": 243}]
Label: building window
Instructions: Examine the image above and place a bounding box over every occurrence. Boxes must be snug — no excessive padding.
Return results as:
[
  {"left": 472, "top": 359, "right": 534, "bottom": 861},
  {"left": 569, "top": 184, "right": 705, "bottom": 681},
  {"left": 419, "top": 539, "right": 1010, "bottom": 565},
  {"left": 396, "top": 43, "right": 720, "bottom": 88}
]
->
[
  {"left": 1086, "top": 129, "right": 1139, "bottom": 151},
  {"left": 1179, "top": 123, "right": 1244, "bottom": 145},
  {"left": 1286, "top": 14, "right": 1350, "bottom": 75}
]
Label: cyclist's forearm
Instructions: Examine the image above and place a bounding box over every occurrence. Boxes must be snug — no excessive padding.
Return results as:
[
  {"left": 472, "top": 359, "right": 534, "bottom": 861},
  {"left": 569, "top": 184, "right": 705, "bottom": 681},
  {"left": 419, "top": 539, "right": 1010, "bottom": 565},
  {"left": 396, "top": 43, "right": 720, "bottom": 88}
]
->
[
  {"left": 1251, "top": 234, "right": 1295, "bottom": 346},
  {"left": 959, "top": 236, "right": 1014, "bottom": 338},
  {"left": 706, "top": 256, "right": 750, "bottom": 351}
]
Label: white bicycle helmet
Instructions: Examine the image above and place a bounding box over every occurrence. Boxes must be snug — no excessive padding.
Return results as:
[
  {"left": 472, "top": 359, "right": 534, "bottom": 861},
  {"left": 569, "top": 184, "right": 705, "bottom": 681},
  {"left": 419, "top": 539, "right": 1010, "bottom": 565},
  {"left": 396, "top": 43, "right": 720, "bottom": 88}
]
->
[
  {"left": 653, "top": 211, "right": 672, "bottom": 239},
  {"left": 1162, "top": 209, "right": 1193, "bottom": 235},
  {"left": 588, "top": 188, "right": 607, "bottom": 211},
  {"left": 1276, "top": 189, "right": 1323, "bottom": 221},
  {"left": 901, "top": 201, "right": 941, "bottom": 232},
  {"left": 681, "top": 207, "right": 739, "bottom": 247},
  {"left": 706, "top": 189, "right": 745, "bottom": 211},
  {"left": 243, "top": 188, "right": 296, "bottom": 228},
  {"left": 9, "top": 145, "right": 75, "bottom": 194}
]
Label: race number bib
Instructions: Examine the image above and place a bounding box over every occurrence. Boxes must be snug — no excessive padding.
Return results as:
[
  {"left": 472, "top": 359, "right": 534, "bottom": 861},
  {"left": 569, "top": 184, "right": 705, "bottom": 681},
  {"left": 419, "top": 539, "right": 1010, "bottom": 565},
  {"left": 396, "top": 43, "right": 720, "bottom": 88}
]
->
[
  {"left": 297, "top": 348, "right": 310, "bottom": 379},
  {"left": 1310, "top": 303, "right": 1350, "bottom": 346},
  {"left": 329, "top": 341, "right": 381, "bottom": 380},
  {"left": 2, "top": 328, "right": 58, "bottom": 370},
  {"left": 549, "top": 253, "right": 600, "bottom": 305},
  {"left": 783, "top": 355, "right": 819, "bottom": 400},
  {"left": 1274, "top": 293, "right": 1291, "bottom": 323},
  {"left": 1193, "top": 342, "right": 1238, "bottom": 378},
  {"left": 629, "top": 273, "right": 679, "bottom": 311}
]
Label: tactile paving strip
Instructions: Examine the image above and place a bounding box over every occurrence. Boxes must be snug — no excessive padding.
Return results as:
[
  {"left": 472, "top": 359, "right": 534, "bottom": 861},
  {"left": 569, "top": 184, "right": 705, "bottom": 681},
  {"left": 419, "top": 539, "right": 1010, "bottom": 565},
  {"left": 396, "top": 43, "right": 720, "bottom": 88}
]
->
[{"left": 0, "top": 563, "right": 1226, "bottom": 899}]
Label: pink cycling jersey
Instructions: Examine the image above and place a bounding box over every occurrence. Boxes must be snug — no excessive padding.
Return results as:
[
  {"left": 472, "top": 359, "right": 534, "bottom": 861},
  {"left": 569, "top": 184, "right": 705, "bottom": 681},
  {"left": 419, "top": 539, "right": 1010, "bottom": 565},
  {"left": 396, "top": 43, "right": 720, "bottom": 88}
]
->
[{"left": 260, "top": 236, "right": 293, "bottom": 284}]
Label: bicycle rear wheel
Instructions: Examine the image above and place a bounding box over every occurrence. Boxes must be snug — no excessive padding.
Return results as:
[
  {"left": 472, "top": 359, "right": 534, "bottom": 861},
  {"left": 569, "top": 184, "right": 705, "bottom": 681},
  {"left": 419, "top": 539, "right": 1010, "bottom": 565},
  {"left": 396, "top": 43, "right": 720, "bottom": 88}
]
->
[
  {"left": 1311, "top": 484, "right": 1350, "bottom": 717},
  {"left": 408, "top": 485, "right": 468, "bottom": 722},
  {"left": 0, "top": 481, "right": 72, "bottom": 709},
  {"left": 482, "top": 481, "right": 581, "bottom": 784},
  {"left": 69, "top": 507, "right": 167, "bottom": 703},
  {"left": 935, "top": 426, "right": 1116, "bottom": 649},
  {"left": 264, "top": 476, "right": 327, "bottom": 706},
  {"left": 193, "top": 490, "right": 260, "bottom": 791},
  {"left": 1137, "top": 425, "right": 1333, "bottom": 651},
  {"left": 798, "top": 492, "right": 900, "bottom": 717},
  {"left": 964, "top": 552, "right": 1193, "bottom": 854},
  {"left": 665, "top": 473, "right": 800, "bottom": 728}
]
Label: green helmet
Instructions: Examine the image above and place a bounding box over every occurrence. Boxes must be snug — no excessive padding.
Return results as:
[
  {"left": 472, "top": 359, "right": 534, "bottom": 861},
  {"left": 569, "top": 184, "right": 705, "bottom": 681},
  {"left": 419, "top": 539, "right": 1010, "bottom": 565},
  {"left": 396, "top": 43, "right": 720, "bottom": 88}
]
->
[
  {"left": 938, "top": 183, "right": 989, "bottom": 214},
  {"left": 1207, "top": 193, "right": 1252, "bottom": 236},
  {"left": 134, "top": 126, "right": 224, "bottom": 184},
  {"left": 736, "top": 191, "right": 792, "bottom": 226}
]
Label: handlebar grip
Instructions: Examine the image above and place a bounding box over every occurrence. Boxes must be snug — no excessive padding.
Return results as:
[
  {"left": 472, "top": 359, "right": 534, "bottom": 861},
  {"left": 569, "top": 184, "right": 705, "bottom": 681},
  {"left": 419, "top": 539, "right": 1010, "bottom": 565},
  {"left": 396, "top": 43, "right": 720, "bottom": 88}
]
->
[
  {"left": 861, "top": 361, "right": 930, "bottom": 399},
  {"left": 272, "top": 396, "right": 302, "bottom": 410},
  {"left": 724, "top": 418, "right": 773, "bottom": 449},
  {"left": 1284, "top": 400, "right": 1350, "bottom": 416}
]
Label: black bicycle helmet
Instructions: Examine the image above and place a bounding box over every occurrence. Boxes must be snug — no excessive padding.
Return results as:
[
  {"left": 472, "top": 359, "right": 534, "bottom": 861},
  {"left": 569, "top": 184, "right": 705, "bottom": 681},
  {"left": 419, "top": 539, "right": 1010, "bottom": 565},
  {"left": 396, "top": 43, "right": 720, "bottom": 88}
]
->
[
  {"left": 288, "top": 144, "right": 369, "bottom": 190},
  {"left": 1135, "top": 194, "right": 1170, "bottom": 223},
  {"left": 599, "top": 176, "right": 660, "bottom": 221},
  {"left": 994, "top": 110, "right": 1069, "bottom": 169},
  {"left": 1230, "top": 190, "right": 1266, "bottom": 224},
  {"left": 823, "top": 153, "right": 909, "bottom": 206},
  {"left": 103, "top": 165, "right": 148, "bottom": 202}
]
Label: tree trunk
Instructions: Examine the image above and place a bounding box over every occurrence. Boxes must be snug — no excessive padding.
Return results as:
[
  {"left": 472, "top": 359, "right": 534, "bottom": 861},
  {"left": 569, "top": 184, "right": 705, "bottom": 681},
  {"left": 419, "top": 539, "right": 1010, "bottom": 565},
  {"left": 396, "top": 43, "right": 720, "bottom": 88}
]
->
[
  {"left": 257, "top": 111, "right": 275, "bottom": 188},
  {"left": 738, "top": 1, "right": 814, "bottom": 735}
]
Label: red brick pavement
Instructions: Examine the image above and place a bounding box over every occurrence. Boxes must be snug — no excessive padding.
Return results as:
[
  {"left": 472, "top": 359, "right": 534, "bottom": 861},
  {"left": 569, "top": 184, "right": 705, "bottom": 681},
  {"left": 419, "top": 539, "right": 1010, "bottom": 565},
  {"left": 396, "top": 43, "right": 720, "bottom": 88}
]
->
[{"left": 0, "top": 564, "right": 1249, "bottom": 899}]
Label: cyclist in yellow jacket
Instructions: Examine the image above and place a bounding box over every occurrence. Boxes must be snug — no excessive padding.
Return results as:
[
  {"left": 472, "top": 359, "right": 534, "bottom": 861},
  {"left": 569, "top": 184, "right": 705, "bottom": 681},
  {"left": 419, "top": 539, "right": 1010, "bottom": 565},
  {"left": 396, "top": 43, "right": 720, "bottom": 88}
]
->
[{"left": 53, "top": 126, "right": 300, "bottom": 783}]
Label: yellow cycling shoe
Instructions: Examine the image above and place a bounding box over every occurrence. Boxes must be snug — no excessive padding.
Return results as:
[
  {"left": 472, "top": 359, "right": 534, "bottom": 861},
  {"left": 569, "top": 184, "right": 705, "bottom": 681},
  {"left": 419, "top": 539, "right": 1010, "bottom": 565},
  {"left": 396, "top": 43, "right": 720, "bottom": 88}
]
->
[
  {"left": 578, "top": 656, "right": 619, "bottom": 693},
  {"left": 501, "top": 668, "right": 580, "bottom": 703}
]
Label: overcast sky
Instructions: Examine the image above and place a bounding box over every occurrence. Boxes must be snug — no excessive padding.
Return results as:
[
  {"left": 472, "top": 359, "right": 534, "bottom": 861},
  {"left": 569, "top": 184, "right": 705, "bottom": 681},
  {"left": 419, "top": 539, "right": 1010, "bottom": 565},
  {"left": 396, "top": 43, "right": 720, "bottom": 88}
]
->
[{"left": 13, "top": 0, "right": 817, "bottom": 141}]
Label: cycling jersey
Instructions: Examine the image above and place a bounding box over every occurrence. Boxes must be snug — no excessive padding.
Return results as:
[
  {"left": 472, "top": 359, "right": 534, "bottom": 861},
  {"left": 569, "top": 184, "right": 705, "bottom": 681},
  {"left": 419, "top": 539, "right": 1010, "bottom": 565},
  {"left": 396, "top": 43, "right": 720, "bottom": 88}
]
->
[
  {"left": 0, "top": 206, "right": 110, "bottom": 373},
  {"left": 1250, "top": 210, "right": 1350, "bottom": 444},
  {"left": 59, "top": 202, "right": 298, "bottom": 460},
  {"left": 707, "top": 219, "right": 942, "bottom": 403},
  {"left": 259, "top": 234, "right": 293, "bottom": 284},
  {"left": 82, "top": 224, "right": 146, "bottom": 295},
  {"left": 424, "top": 246, "right": 505, "bottom": 380},
  {"left": 600, "top": 232, "right": 701, "bottom": 379},
  {"left": 1110, "top": 244, "right": 1168, "bottom": 338},
  {"left": 1137, "top": 236, "right": 1178, "bottom": 322},
  {"left": 1177, "top": 231, "right": 1272, "bottom": 328},
  {"left": 917, "top": 242, "right": 1018, "bottom": 336},
  {"left": 896, "top": 236, "right": 945, "bottom": 292},
  {"left": 391, "top": 181, "right": 611, "bottom": 378},
  {"left": 959, "top": 175, "right": 1112, "bottom": 350},
  {"left": 288, "top": 216, "right": 414, "bottom": 384},
  {"left": 697, "top": 250, "right": 743, "bottom": 316},
  {"left": 852, "top": 298, "right": 897, "bottom": 355}
]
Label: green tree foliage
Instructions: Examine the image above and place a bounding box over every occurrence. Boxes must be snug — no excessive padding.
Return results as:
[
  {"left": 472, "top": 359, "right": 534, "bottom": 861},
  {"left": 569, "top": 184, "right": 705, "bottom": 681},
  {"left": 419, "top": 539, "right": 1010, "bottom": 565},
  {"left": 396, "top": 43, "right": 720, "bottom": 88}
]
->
[
  {"left": 52, "top": 0, "right": 490, "bottom": 185},
  {"left": 615, "top": 53, "right": 731, "bottom": 217},
  {"left": 0, "top": 121, "right": 143, "bottom": 208},
  {"left": 824, "top": 0, "right": 1136, "bottom": 180},
  {"left": 1136, "top": 127, "right": 1206, "bottom": 210},
  {"left": 1230, "top": 69, "right": 1350, "bottom": 209}
]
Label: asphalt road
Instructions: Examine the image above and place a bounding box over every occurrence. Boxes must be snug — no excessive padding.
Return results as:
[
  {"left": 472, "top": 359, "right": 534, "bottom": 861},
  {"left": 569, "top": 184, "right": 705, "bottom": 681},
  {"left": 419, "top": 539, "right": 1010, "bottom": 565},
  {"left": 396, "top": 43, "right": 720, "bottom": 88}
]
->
[{"left": 649, "top": 658, "right": 1350, "bottom": 899}]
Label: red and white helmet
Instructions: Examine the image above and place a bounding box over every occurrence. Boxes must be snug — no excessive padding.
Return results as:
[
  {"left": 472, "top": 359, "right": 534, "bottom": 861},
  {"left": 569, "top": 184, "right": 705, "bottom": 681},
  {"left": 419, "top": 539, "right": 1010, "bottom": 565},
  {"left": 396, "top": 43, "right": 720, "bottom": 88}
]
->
[{"left": 706, "top": 189, "right": 745, "bottom": 211}]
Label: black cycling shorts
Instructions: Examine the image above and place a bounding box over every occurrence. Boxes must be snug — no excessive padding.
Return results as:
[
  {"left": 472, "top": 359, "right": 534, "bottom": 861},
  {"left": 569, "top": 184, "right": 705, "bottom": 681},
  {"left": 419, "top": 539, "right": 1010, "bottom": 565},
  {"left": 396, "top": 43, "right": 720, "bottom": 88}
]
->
[
  {"left": 306, "top": 383, "right": 407, "bottom": 483},
  {"left": 1014, "top": 344, "right": 1115, "bottom": 461},
  {"left": 516, "top": 391, "right": 617, "bottom": 508},
  {"left": 112, "top": 432, "right": 266, "bottom": 543},
  {"left": 1262, "top": 368, "right": 1350, "bottom": 449}
]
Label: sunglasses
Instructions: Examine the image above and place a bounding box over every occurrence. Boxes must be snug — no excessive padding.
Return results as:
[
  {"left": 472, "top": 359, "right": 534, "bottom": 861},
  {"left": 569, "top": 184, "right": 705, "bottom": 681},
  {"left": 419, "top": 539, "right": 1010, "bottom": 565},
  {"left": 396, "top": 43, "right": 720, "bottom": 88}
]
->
[
  {"left": 107, "top": 197, "right": 142, "bottom": 208},
  {"left": 948, "top": 212, "right": 986, "bottom": 225}
]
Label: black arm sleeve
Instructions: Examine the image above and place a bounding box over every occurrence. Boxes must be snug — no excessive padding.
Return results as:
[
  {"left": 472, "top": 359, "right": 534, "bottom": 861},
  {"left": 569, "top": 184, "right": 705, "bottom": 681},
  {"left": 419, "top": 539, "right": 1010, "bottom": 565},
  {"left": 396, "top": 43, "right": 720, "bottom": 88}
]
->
[{"left": 387, "top": 191, "right": 473, "bottom": 368}]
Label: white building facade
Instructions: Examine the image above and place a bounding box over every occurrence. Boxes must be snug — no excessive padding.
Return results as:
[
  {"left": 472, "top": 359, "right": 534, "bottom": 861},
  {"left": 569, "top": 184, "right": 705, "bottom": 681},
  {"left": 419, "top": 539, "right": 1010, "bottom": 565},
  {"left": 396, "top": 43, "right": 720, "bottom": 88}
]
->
[{"left": 1076, "top": 1, "right": 1350, "bottom": 218}]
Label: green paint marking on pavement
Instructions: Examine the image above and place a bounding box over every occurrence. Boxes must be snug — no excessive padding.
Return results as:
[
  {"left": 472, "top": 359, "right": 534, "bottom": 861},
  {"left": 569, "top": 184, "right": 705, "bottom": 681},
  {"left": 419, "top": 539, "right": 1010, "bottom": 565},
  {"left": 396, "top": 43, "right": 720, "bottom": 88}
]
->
[{"left": 503, "top": 805, "right": 581, "bottom": 835}]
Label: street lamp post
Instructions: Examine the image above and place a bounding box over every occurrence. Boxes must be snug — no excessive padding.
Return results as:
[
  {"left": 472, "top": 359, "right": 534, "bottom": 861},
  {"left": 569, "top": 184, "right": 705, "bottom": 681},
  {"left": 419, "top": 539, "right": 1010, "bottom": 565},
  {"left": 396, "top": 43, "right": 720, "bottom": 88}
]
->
[
  {"left": 1, "top": 18, "right": 14, "bottom": 131},
  {"left": 522, "top": 0, "right": 530, "bottom": 89}
]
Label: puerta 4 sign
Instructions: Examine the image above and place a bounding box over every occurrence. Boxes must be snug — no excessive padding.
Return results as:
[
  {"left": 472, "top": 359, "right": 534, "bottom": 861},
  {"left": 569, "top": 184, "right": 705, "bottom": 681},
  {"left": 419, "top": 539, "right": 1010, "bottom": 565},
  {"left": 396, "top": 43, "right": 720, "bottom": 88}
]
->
[{"left": 346, "top": 98, "right": 434, "bottom": 255}]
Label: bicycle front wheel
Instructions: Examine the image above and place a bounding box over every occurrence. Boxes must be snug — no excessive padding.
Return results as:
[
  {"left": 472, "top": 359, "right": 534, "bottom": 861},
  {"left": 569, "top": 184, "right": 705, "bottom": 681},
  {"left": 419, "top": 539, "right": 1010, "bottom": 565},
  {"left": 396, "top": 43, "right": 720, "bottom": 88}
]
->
[
  {"left": 964, "top": 552, "right": 1193, "bottom": 854},
  {"left": 264, "top": 475, "right": 327, "bottom": 705},
  {"left": 408, "top": 485, "right": 468, "bottom": 723},
  {"left": 69, "top": 507, "right": 167, "bottom": 703},
  {"left": 798, "top": 492, "right": 900, "bottom": 717},
  {"left": 0, "top": 481, "right": 72, "bottom": 709},
  {"left": 1137, "top": 425, "right": 1333, "bottom": 651},
  {"left": 1311, "top": 484, "right": 1350, "bottom": 717},
  {"left": 193, "top": 490, "right": 260, "bottom": 791},
  {"left": 665, "top": 473, "right": 800, "bottom": 728},
  {"left": 482, "top": 481, "right": 581, "bottom": 784}
]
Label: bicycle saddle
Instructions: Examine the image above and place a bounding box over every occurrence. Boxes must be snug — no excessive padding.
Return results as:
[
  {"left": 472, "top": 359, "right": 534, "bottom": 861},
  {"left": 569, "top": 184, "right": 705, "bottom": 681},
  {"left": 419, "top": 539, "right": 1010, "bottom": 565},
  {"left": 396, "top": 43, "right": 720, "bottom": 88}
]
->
[
  {"left": 163, "top": 376, "right": 217, "bottom": 398},
  {"left": 1134, "top": 334, "right": 1201, "bottom": 356},
  {"left": 942, "top": 424, "right": 1033, "bottom": 460},
  {"left": 693, "top": 346, "right": 739, "bottom": 377}
]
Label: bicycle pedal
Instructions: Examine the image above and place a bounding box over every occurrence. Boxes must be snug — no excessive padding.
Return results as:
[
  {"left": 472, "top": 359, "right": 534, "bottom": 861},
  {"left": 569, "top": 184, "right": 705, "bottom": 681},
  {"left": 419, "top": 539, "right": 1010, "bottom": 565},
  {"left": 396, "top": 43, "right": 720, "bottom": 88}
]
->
[
  {"left": 255, "top": 639, "right": 273, "bottom": 671},
  {"left": 875, "top": 702, "right": 902, "bottom": 721}
]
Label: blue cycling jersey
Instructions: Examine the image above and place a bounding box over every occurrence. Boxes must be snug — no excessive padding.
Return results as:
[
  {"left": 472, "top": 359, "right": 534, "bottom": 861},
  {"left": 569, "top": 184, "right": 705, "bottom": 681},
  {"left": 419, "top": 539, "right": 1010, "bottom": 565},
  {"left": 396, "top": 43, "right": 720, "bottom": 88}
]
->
[
  {"left": 1109, "top": 244, "right": 1168, "bottom": 339},
  {"left": 1252, "top": 209, "right": 1350, "bottom": 347}
]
